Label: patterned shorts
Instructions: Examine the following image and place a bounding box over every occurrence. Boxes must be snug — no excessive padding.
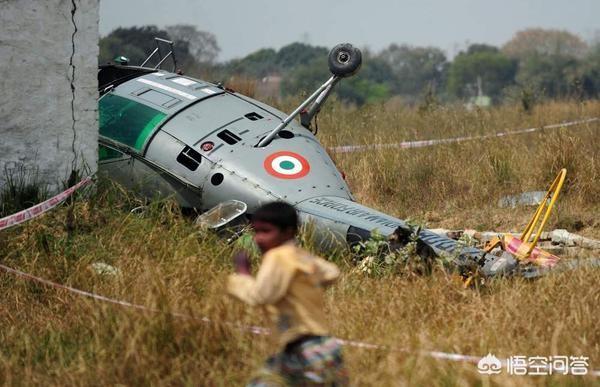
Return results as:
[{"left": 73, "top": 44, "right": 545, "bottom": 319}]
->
[{"left": 248, "top": 336, "right": 348, "bottom": 386}]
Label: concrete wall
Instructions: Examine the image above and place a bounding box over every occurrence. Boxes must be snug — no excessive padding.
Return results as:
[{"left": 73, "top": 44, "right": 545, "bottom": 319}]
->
[{"left": 0, "top": 0, "right": 99, "bottom": 193}]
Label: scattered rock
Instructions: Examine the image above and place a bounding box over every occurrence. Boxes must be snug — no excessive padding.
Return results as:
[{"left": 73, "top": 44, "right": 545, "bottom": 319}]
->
[
  {"left": 90, "top": 262, "right": 120, "bottom": 276},
  {"left": 498, "top": 191, "right": 546, "bottom": 208}
]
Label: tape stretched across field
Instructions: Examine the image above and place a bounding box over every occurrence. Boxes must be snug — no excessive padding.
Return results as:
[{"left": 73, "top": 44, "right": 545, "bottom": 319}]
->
[
  {"left": 0, "top": 177, "right": 93, "bottom": 231},
  {"left": 331, "top": 117, "right": 599, "bottom": 154},
  {"left": 0, "top": 262, "right": 599, "bottom": 377}
]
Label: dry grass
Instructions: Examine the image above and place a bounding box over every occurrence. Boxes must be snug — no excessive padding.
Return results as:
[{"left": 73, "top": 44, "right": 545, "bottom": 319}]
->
[
  {"left": 321, "top": 99, "right": 600, "bottom": 237},
  {"left": 226, "top": 76, "right": 258, "bottom": 98},
  {"left": 1, "top": 101, "right": 599, "bottom": 386}
]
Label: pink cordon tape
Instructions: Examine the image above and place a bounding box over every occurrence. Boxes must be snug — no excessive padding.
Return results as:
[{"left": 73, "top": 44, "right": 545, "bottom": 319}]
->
[
  {"left": 0, "top": 262, "right": 598, "bottom": 376},
  {"left": 331, "top": 117, "right": 599, "bottom": 154},
  {"left": 0, "top": 262, "right": 262, "bottom": 333},
  {"left": 0, "top": 177, "right": 93, "bottom": 231},
  {"left": 503, "top": 235, "right": 560, "bottom": 268}
]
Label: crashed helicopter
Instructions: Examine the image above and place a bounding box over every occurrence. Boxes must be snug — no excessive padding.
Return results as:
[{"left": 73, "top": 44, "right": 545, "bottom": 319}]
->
[{"left": 97, "top": 39, "right": 575, "bottom": 280}]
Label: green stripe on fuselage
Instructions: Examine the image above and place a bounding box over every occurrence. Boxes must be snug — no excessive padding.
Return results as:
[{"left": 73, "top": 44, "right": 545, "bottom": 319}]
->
[{"left": 134, "top": 113, "right": 165, "bottom": 151}]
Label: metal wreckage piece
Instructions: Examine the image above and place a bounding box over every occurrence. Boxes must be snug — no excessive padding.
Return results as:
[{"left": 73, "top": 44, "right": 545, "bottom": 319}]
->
[{"left": 97, "top": 39, "right": 597, "bottom": 281}]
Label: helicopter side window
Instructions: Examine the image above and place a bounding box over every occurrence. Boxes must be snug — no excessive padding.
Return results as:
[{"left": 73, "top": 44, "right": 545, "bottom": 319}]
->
[
  {"left": 217, "top": 129, "right": 242, "bottom": 145},
  {"left": 176, "top": 146, "right": 203, "bottom": 171},
  {"left": 245, "top": 112, "right": 263, "bottom": 121},
  {"left": 99, "top": 93, "right": 166, "bottom": 152}
]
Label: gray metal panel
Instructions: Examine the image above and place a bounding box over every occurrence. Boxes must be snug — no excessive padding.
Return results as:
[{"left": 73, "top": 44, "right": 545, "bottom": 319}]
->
[
  {"left": 154, "top": 88, "right": 352, "bottom": 205},
  {"left": 165, "top": 75, "right": 210, "bottom": 90},
  {"left": 143, "top": 130, "right": 289, "bottom": 212},
  {"left": 99, "top": 137, "right": 204, "bottom": 208},
  {"left": 297, "top": 210, "right": 349, "bottom": 251},
  {"left": 159, "top": 93, "right": 281, "bottom": 147},
  {"left": 296, "top": 196, "right": 404, "bottom": 235},
  {"left": 199, "top": 162, "right": 282, "bottom": 212},
  {"left": 296, "top": 195, "right": 484, "bottom": 261},
  {"left": 145, "top": 130, "right": 210, "bottom": 188},
  {"left": 210, "top": 132, "right": 353, "bottom": 204},
  {"left": 230, "top": 93, "right": 287, "bottom": 120},
  {"left": 128, "top": 158, "right": 203, "bottom": 209},
  {"left": 136, "top": 89, "right": 179, "bottom": 108},
  {"left": 112, "top": 72, "right": 224, "bottom": 116}
]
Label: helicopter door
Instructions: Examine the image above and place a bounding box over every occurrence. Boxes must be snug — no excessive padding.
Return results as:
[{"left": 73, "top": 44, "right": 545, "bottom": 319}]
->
[{"left": 143, "top": 130, "right": 209, "bottom": 209}]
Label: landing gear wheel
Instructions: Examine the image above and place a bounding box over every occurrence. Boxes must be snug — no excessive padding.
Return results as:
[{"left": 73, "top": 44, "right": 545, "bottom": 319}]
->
[{"left": 328, "top": 43, "right": 362, "bottom": 78}]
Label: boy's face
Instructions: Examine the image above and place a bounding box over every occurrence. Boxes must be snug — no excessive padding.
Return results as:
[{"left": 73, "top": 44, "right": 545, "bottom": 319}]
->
[{"left": 252, "top": 220, "right": 295, "bottom": 253}]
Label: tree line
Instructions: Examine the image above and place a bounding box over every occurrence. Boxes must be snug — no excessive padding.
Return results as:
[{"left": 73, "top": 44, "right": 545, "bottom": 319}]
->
[{"left": 100, "top": 26, "right": 600, "bottom": 107}]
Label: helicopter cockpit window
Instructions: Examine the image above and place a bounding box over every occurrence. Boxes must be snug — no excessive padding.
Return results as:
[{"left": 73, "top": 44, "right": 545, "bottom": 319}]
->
[
  {"left": 99, "top": 94, "right": 166, "bottom": 152},
  {"left": 98, "top": 144, "right": 124, "bottom": 162}
]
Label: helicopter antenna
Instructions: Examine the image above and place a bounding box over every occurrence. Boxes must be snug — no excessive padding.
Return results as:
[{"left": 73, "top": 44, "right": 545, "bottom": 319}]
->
[{"left": 140, "top": 37, "right": 178, "bottom": 72}]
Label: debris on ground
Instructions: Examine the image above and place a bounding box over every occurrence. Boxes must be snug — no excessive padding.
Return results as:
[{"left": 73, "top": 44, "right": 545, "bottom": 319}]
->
[
  {"left": 90, "top": 262, "right": 120, "bottom": 277},
  {"left": 497, "top": 191, "right": 546, "bottom": 208},
  {"left": 429, "top": 228, "right": 600, "bottom": 257}
]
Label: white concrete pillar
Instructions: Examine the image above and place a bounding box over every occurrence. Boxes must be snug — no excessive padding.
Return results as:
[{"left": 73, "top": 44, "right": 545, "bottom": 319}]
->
[{"left": 0, "top": 0, "right": 99, "bottom": 193}]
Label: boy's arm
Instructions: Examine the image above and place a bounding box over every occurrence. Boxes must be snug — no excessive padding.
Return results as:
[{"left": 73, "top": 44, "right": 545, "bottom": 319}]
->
[
  {"left": 227, "top": 253, "right": 295, "bottom": 306},
  {"left": 314, "top": 257, "right": 340, "bottom": 287}
]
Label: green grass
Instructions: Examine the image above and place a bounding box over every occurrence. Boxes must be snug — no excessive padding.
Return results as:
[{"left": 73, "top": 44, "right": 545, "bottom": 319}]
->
[{"left": 0, "top": 165, "right": 48, "bottom": 218}]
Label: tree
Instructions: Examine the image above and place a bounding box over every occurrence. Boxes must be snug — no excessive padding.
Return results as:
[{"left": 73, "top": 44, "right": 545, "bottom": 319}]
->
[
  {"left": 359, "top": 49, "right": 396, "bottom": 85},
  {"left": 280, "top": 53, "right": 390, "bottom": 105},
  {"left": 336, "top": 77, "right": 390, "bottom": 105},
  {"left": 99, "top": 26, "right": 194, "bottom": 67},
  {"left": 225, "top": 48, "right": 279, "bottom": 78},
  {"left": 577, "top": 44, "right": 600, "bottom": 98},
  {"left": 275, "top": 42, "right": 328, "bottom": 70},
  {"left": 446, "top": 44, "right": 517, "bottom": 101},
  {"left": 502, "top": 29, "right": 595, "bottom": 100},
  {"left": 503, "top": 28, "right": 588, "bottom": 59},
  {"left": 221, "top": 43, "right": 327, "bottom": 79},
  {"left": 280, "top": 56, "right": 328, "bottom": 97},
  {"left": 466, "top": 44, "right": 499, "bottom": 55},
  {"left": 377, "top": 44, "right": 448, "bottom": 97},
  {"left": 165, "top": 25, "right": 220, "bottom": 64},
  {"left": 517, "top": 53, "right": 585, "bottom": 99},
  {"left": 99, "top": 34, "right": 146, "bottom": 65}
]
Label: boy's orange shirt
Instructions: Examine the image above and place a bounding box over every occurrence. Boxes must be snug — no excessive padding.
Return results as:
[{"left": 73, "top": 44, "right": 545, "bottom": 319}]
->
[{"left": 227, "top": 242, "right": 340, "bottom": 347}]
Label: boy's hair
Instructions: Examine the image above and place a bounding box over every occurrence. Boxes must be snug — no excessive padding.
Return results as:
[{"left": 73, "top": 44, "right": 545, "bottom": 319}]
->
[{"left": 252, "top": 201, "right": 298, "bottom": 233}]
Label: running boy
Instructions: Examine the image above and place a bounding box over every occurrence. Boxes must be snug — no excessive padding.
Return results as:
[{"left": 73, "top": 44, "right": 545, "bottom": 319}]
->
[{"left": 227, "top": 201, "right": 348, "bottom": 386}]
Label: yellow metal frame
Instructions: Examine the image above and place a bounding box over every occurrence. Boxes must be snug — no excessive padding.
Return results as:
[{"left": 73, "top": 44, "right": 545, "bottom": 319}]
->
[
  {"left": 482, "top": 168, "right": 567, "bottom": 261},
  {"left": 519, "top": 168, "right": 567, "bottom": 257},
  {"left": 462, "top": 169, "right": 566, "bottom": 286}
]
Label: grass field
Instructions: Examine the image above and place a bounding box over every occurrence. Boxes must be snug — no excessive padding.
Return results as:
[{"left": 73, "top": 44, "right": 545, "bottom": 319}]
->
[{"left": 1, "top": 100, "right": 599, "bottom": 386}]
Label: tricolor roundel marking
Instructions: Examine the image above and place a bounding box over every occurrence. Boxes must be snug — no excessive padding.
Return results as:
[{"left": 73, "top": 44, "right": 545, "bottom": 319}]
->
[{"left": 264, "top": 151, "right": 310, "bottom": 179}]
